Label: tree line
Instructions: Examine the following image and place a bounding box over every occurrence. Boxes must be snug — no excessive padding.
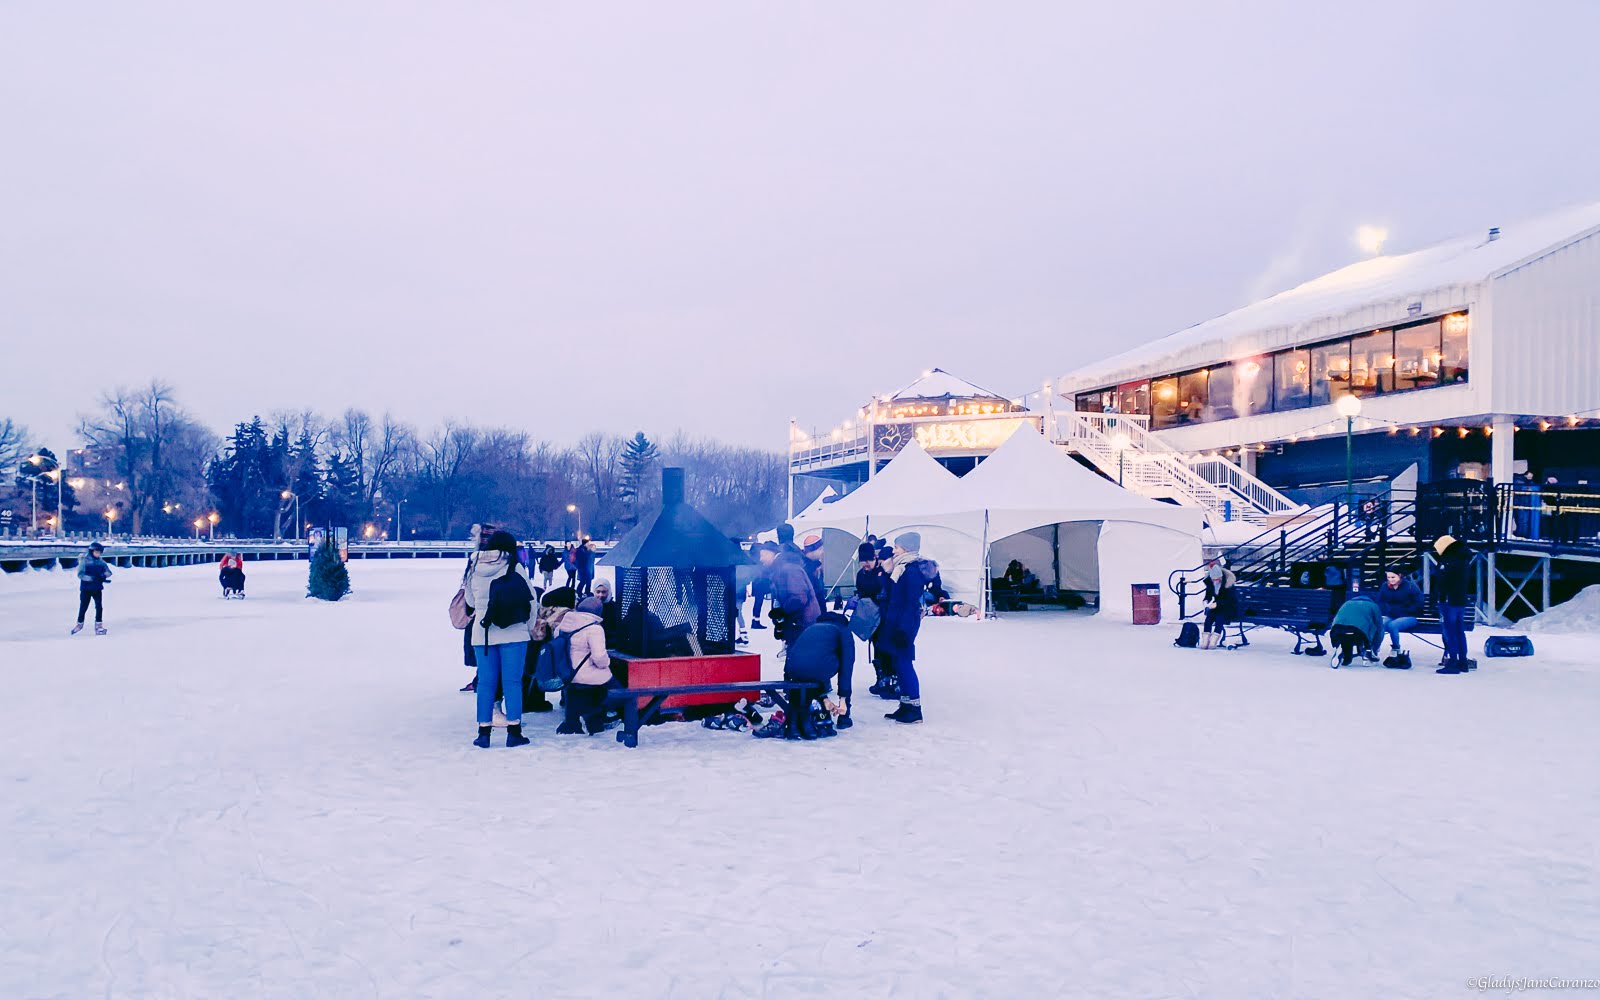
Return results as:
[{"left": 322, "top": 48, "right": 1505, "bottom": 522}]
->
[{"left": 3, "top": 382, "right": 787, "bottom": 541}]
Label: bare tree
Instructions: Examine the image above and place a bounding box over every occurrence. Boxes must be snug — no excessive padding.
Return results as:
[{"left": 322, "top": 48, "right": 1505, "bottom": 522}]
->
[{"left": 0, "top": 417, "right": 31, "bottom": 473}]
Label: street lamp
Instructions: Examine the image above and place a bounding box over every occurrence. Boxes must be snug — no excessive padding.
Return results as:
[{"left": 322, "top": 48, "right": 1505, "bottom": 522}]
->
[
  {"left": 207, "top": 511, "right": 220, "bottom": 542},
  {"left": 566, "top": 503, "right": 581, "bottom": 545},
  {"left": 1335, "top": 393, "right": 1363, "bottom": 503},
  {"left": 104, "top": 508, "right": 117, "bottom": 536},
  {"left": 395, "top": 498, "right": 407, "bottom": 543},
  {"left": 1109, "top": 431, "right": 1131, "bottom": 487},
  {"left": 281, "top": 490, "right": 301, "bottom": 541},
  {"left": 193, "top": 517, "right": 204, "bottom": 540}
]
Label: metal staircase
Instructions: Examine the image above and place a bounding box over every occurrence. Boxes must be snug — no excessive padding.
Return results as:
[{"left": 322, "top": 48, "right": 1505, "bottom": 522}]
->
[{"left": 1053, "top": 412, "right": 1302, "bottom": 525}]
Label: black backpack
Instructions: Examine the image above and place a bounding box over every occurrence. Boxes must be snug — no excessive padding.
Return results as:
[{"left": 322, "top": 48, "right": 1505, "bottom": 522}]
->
[
  {"left": 483, "top": 570, "right": 534, "bottom": 630},
  {"left": 1174, "top": 622, "right": 1201, "bottom": 648}
]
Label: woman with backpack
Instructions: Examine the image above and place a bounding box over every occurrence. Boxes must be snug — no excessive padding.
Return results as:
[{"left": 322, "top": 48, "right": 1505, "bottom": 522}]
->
[
  {"left": 465, "top": 530, "right": 535, "bottom": 748},
  {"left": 554, "top": 595, "right": 614, "bottom": 736}
]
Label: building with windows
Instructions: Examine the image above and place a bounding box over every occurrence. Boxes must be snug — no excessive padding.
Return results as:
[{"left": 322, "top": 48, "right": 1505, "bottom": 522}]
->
[
  {"left": 788, "top": 369, "right": 1040, "bottom": 514},
  {"left": 1048, "top": 201, "right": 1600, "bottom": 498}
]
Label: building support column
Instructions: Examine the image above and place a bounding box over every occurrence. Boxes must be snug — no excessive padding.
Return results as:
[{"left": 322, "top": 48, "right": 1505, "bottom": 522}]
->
[
  {"left": 1490, "top": 415, "right": 1515, "bottom": 486},
  {"left": 1239, "top": 447, "right": 1258, "bottom": 477}
]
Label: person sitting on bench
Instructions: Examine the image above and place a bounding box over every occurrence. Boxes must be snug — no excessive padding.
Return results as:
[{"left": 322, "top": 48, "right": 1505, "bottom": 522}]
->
[
  {"left": 756, "top": 604, "right": 856, "bottom": 738},
  {"left": 1376, "top": 569, "right": 1423, "bottom": 667},
  {"left": 1199, "top": 562, "right": 1237, "bottom": 649},
  {"left": 1329, "top": 591, "right": 1384, "bottom": 667}
]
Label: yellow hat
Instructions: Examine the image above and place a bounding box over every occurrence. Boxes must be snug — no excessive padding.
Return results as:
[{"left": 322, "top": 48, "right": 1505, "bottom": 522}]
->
[{"left": 1433, "top": 535, "right": 1455, "bottom": 556}]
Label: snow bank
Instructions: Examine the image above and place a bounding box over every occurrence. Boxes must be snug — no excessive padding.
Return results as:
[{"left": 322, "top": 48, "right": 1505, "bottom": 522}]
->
[
  {"left": 1519, "top": 583, "right": 1600, "bottom": 634},
  {"left": 3, "top": 561, "right": 1598, "bottom": 997}
]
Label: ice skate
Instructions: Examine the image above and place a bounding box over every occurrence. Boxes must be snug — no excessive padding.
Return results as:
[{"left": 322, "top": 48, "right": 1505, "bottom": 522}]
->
[
  {"left": 70, "top": 623, "right": 84, "bottom": 635},
  {"left": 94, "top": 623, "right": 107, "bottom": 636}
]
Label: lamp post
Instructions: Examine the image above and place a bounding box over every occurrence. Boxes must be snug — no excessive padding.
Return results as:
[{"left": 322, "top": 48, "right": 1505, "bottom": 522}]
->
[
  {"left": 207, "top": 511, "right": 219, "bottom": 542},
  {"left": 1109, "top": 431, "right": 1131, "bottom": 487},
  {"left": 104, "top": 508, "right": 117, "bottom": 537},
  {"left": 281, "top": 491, "right": 301, "bottom": 541},
  {"left": 396, "top": 498, "right": 407, "bottom": 543},
  {"left": 1335, "top": 393, "right": 1363, "bottom": 504},
  {"left": 193, "top": 517, "right": 204, "bottom": 540},
  {"left": 567, "top": 503, "right": 581, "bottom": 544}
]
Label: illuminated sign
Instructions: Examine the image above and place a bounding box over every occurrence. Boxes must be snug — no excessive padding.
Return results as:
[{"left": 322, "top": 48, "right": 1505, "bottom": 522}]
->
[{"left": 874, "top": 417, "right": 1039, "bottom": 455}]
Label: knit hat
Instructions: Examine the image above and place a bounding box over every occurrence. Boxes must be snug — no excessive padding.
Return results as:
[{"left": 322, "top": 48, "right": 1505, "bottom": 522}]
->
[
  {"left": 88, "top": 542, "right": 104, "bottom": 554},
  {"left": 1433, "top": 534, "right": 1455, "bottom": 556},
  {"left": 877, "top": 545, "right": 893, "bottom": 562},
  {"left": 541, "top": 586, "right": 577, "bottom": 609},
  {"left": 894, "top": 531, "right": 921, "bottom": 552},
  {"left": 802, "top": 533, "right": 824, "bottom": 554},
  {"left": 576, "top": 596, "right": 604, "bottom": 615},
  {"left": 857, "top": 542, "right": 877, "bottom": 562}
]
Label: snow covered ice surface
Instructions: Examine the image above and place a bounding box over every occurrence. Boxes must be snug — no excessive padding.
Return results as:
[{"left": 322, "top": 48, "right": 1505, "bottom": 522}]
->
[{"left": 2, "top": 561, "right": 1598, "bottom": 1000}]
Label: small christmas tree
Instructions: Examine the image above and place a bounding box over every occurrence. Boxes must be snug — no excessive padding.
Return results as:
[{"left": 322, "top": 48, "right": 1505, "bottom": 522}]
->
[{"left": 307, "top": 538, "right": 351, "bottom": 601}]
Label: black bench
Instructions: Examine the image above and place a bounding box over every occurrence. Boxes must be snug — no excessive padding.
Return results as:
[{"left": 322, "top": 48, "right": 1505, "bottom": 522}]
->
[
  {"left": 1226, "top": 587, "right": 1341, "bottom": 653},
  {"left": 606, "top": 681, "right": 821, "bottom": 748},
  {"left": 1401, "top": 597, "right": 1478, "bottom": 651}
]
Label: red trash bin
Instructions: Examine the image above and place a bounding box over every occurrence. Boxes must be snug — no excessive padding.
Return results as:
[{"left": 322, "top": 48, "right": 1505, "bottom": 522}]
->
[{"left": 1131, "top": 584, "right": 1162, "bottom": 625}]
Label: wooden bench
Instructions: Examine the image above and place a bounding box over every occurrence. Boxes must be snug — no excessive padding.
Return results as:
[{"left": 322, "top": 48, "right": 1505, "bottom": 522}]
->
[
  {"left": 1227, "top": 587, "right": 1341, "bottom": 653},
  {"left": 606, "top": 681, "right": 821, "bottom": 748}
]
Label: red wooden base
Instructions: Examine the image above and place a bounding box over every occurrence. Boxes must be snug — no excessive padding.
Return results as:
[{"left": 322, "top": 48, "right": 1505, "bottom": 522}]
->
[{"left": 611, "top": 652, "right": 762, "bottom": 710}]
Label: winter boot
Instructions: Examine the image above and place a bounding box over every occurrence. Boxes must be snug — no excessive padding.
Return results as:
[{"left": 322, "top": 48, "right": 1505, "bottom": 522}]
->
[
  {"left": 1436, "top": 658, "right": 1464, "bottom": 674},
  {"left": 505, "top": 724, "right": 530, "bottom": 748},
  {"left": 1461, "top": 657, "right": 1478, "bottom": 672},
  {"left": 736, "top": 630, "right": 750, "bottom": 645},
  {"left": 811, "top": 708, "right": 837, "bottom": 738},
  {"left": 555, "top": 720, "right": 584, "bottom": 735},
  {"left": 472, "top": 725, "right": 492, "bottom": 748},
  {"left": 459, "top": 677, "right": 477, "bottom": 693},
  {"left": 885, "top": 702, "right": 923, "bottom": 724},
  {"left": 835, "top": 697, "right": 853, "bottom": 730},
  {"left": 751, "top": 620, "right": 767, "bottom": 630},
  {"left": 525, "top": 692, "right": 554, "bottom": 712},
  {"left": 70, "top": 623, "right": 84, "bottom": 635},
  {"left": 94, "top": 623, "right": 107, "bottom": 636}
]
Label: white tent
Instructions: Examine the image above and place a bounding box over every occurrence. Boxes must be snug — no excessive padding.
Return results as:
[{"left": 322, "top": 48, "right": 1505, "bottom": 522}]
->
[{"left": 791, "top": 432, "right": 1202, "bottom": 621}]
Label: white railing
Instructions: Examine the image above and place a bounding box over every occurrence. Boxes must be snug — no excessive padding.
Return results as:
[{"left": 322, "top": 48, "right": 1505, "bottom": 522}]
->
[
  {"left": 1063, "top": 412, "right": 1300, "bottom": 517},
  {"left": 1054, "top": 412, "right": 1275, "bottom": 524}
]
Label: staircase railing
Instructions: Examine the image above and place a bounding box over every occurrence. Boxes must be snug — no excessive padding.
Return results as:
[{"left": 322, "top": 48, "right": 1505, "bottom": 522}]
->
[
  {"left": 1183, "top": 457, "right": 1302, "bottom": 515},
  {"left": 1055, "top": 412, "right": 1273, "bottom": 524},
  {"left": 1167, "top": 490, "right": 1421, "bottom": 617}
]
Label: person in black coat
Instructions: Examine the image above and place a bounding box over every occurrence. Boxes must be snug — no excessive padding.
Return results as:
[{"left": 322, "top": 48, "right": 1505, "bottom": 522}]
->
[
  {"left": 1375, "top": 569, "right": 1424, "bottom": 657},
  {"left": 575, "top": 540, "right": 595, "bottom": 597},
  {"left": 800, "top": 533, "right": 828, "bottom": 606},
  {"left": 780, "top": 611, "right": 857, "bottom": 731},
  {"left": 878, "top": 532, "right": 939, "bottom": 724},
  {"left": 1433, "top": 535, "right": 1475, "bottom": 673},
  {"left": 536, "top": 544, "right": 562, "bottom": 590},
  {"left": 853, "top": 541, "right": 894, "bottom": 695}
]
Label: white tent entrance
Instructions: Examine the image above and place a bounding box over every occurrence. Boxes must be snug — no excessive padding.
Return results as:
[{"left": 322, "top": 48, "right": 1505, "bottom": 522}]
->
[{"left": 791, "top": 434, "right": 1203, "bottom": 621}]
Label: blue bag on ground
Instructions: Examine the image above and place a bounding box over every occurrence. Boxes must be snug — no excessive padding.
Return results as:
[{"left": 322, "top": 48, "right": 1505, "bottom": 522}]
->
[{"left": 1484, "top": 635, "right": 1534, "bottom": 658}]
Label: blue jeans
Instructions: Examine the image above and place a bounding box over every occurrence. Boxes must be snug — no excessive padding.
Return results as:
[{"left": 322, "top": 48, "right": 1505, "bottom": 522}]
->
[
  {"left": 1440, "top": 604, "right": 1468, "bottom": 662},
  {"left": 898, "top": 658, "right": 920, "bottom": 702},
  {"left": 1381, "top": 616, "right": 1418, "bottom": 649},
  {"left": 475, "top": 641, "right": 528, "bottom": 725}
]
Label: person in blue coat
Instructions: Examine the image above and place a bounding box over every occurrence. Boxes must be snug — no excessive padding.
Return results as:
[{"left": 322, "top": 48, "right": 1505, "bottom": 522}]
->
[
  {"left": 1375, "top": 569, "right": 1424, "bottom": 660},
  {"left": 878, "top": 532, "right": 940, "bottom": 724},
  {"left": 773, "top": 610, "right": 857, "bottom": 735}
]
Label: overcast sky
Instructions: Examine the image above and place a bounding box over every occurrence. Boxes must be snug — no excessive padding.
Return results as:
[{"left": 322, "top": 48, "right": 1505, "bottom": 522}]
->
[{"left": 3, "top": 1, "right": 1597, "bottom": 452}]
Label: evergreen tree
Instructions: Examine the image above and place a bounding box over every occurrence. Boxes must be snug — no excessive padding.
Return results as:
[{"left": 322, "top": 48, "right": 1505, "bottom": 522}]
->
[
  {"left": 617, "top": 431, "right": 659, "bottom": 523},
  {"left": 13, "top": 447, "right": 80, "bottom": 529},
  {"left": 306, "top": 538, "right": 351, "bottom": 600},
  {"left": 323, "top": 450, "right": 365, "bottom": 528}
]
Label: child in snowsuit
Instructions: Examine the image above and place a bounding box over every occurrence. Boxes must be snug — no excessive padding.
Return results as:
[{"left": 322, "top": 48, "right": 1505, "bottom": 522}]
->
[{"left": 73, "top": 543, "right": 113, "bottom": 634}]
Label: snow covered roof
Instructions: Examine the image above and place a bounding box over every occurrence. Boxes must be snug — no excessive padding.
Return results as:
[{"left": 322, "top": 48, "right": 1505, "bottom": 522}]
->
[
  {"left": 886, "top": 368, "right": 1014, "bottom": 403},
  {"left": 1062, "top": 200, "right": 1600, "bottom": 391}
]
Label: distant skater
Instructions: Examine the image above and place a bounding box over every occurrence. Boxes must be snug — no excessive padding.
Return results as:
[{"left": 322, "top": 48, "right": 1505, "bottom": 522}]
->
[{"left": 72, "top": 542, "right": 112, "bottom": 635}]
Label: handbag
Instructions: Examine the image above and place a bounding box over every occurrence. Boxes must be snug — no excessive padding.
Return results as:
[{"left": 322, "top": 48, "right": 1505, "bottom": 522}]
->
[{"left": 449, "top": 587, "right": 472, "bottom": 630}]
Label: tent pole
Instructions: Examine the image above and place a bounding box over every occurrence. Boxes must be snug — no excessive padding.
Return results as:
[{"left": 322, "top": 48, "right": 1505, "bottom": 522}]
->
[
  {"left": 980, "top": 509, "right": 991, "bottom": 619},
  {"left": 1053, "top": 522, "right": 1061, "bottom": 595}
]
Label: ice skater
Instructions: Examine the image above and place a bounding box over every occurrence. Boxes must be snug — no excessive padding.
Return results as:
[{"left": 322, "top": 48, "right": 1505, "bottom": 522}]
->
[{"left": 72, "top": 542, "right": 113, "bottom": 635}]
